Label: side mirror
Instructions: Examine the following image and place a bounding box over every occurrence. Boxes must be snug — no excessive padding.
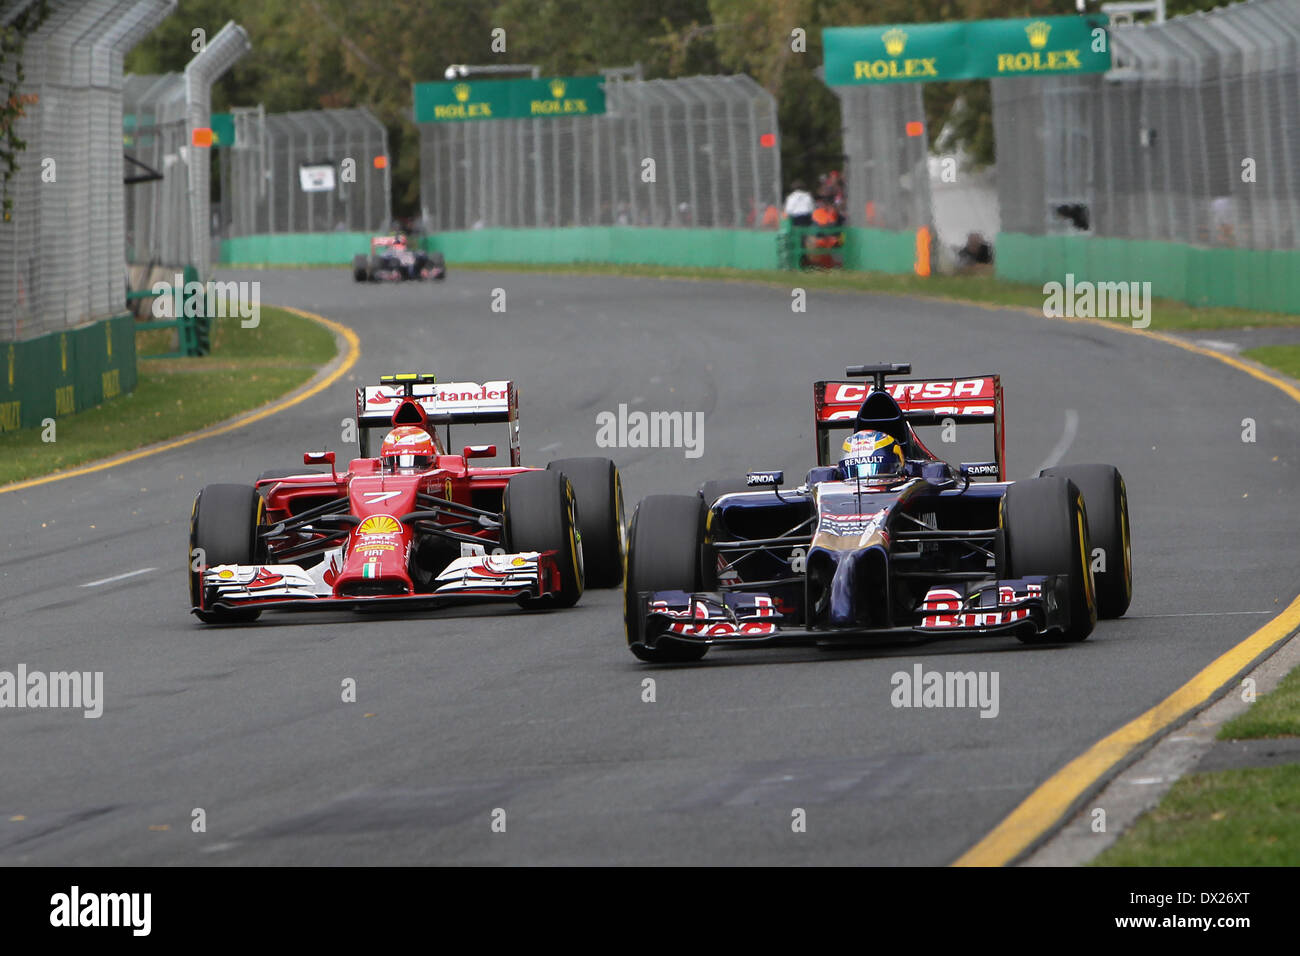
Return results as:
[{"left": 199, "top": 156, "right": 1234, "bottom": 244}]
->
[
  {"left": 746, "top": 470, "right": 784, "bottom": 487},
  {"left": 304, "top": 450, "right": 338, "bottom": 481},
  {"left": 462, "top": 444, "right": 497, "bottom": 460}
]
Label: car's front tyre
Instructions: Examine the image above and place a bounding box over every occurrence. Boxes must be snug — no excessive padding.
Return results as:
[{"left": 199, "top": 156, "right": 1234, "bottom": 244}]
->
[
  {"left": 190, "top": 483, "right": 265, "bottom": 624},
  {"left": 502, "top": 470, "right": 584, "bottom": 609},
  {"left": 1001, "top": 476, "right": 1096, "bottom": 643},
  {"left": 624, "top": 495, "right": 709, "bottom": 663}
]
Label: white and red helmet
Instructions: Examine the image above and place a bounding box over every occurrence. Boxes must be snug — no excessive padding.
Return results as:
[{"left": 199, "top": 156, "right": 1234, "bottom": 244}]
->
[{"left": 380, "top": 426, "right": 437, "bottom": 473}]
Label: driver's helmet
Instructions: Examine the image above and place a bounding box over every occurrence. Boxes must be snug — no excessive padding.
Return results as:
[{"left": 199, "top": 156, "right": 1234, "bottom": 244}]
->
[
  {"left": 837, "top": 430, "right": 905, "bottom": 485},
  {"left": 380, "top": 426, "right": 436, "bottom": 474}
]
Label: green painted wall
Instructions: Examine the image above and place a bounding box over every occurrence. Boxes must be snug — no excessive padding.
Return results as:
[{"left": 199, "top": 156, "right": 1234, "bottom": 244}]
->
[
  {"left": 996, "top": 233, "right": 1300, "bottom": 315},
  {"left": 222, "top": 227, "right": 786, "bottom": 270},
  {"left": 1, "top": 313, "right": 138, "bottom": 432},
  {"left": 841, "top": 227, "right": 918, "bottom": 274},
  {"left": 220, "top": 226, "right": 926, "bottom": 275},
  {"left": 222, "top": 231, "right": 377, "bottom": 265},
  {"left": 422, "top": 227, "right": 783, "bottom": 269}
]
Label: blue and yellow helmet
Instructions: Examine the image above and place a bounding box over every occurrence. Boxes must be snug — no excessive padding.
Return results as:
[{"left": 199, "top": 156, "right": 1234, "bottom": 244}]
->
[{"left": 838, "top": 430, "right": 905, "bottom": 484}]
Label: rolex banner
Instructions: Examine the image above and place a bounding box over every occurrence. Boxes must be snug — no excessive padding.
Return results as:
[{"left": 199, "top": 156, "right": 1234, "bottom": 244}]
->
[
  {"left": 413, "top": 76, "right": 606, "bottom": 123},
  {"left": 823, "top": 16, "right": 1111, "bottom": 86}
]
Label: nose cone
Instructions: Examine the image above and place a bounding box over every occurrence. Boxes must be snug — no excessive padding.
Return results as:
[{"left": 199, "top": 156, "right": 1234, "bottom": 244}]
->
[{"left": 826, "top": 544, "right": 889, "bottom": 628}]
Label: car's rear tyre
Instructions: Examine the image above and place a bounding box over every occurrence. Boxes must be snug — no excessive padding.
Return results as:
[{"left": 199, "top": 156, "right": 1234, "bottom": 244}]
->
[
  {"left": 1002, "top": 477, "right": 1096, "bottom": 643},
  {"left": 502, "top": 470, "right": 583, "bottom": 609},
  {"left": 352, "top": 255, "right": 368, "bottom": 282},
  {"left": 546, "top": 457, "right": 625, "bottom": 588},
  {"left": 190, "top": 483, "right": 265, "bottom": 624},
  {"left": 698, "top": 477, "right": 753, "bottom": 508},
  {"left": 624, "top": 495, "right": 709, "bottom": 663},
  {"left": 1040, "top": 464, "right": 1131, "bottom": 619}
]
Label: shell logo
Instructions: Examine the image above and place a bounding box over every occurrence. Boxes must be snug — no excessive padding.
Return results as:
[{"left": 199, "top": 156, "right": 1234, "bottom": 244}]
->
[
  {"left": 511, "top": 556, "right": 526, "bottom": 567},
  {"left": 217, "top": 569, "right": 235, "bottom": 579},
  {"left": 358, "top": 515, "right": 401, "bottom": 535}
]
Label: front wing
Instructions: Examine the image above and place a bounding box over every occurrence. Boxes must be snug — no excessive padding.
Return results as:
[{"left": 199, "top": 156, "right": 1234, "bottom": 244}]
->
[
  {"left": 632, "top": 575, "right": 1072, "bottom": 651},
  {"left": 195, "top": 550, "right": 563, "bottom": 615}
]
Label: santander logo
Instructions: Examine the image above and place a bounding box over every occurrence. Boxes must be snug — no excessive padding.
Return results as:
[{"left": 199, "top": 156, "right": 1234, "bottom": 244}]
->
[{"left": 437, "top": 384, "right": 508, "bottom": 403}]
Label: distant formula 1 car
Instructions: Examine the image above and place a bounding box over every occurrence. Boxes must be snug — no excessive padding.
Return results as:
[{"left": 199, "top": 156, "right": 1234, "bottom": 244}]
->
[
  {"left": 352, "top": 235, "right": 445, "bottom": 282},
  {"left": 190, "top": 373, "right": 623, "bottom": 623},
  {"left": 623, "top": 362, "right": 1131, "bottom": 662}
]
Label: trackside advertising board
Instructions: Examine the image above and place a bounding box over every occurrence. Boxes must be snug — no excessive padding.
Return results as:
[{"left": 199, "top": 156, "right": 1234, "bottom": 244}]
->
[
  {"left": 413, "top": 76, "right": 606, "bottom": 123},
  {"left": 823, "top": 16, "right": 1111, "bottom": 85}
]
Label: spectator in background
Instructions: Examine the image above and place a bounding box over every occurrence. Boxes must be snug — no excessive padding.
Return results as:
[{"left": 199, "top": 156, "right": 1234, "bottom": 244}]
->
[
  {"left": 812, "top": 198, "right": 840, "bottom": 227},
  {"left": 784, "top": 179, "right": 814, "bottom": 226},
  {"left": 825, "top": 170, "right": 845, "bottom": 217}
]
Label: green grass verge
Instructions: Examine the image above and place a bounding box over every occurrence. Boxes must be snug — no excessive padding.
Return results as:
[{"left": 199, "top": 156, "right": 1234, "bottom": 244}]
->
[
  {"left": 1219, "top": 665, "right": 1300, "bottom": 740},
  {"left": 1092, "top": 764, "right": 1300, "bottom": 866},
  {"left": 0, "top": 305, "right": 336, "bottom": 488},
  {"left": 1243, "top": 344, "right": 1300, "bottom": 381},
  {"left": 447, "top": 261, "right": 1300, "bottom": 332}
]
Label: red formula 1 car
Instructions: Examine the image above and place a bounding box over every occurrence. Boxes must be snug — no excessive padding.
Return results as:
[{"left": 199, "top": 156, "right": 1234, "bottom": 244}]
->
[{"left": 189, "top": 373, "right": 624, "bottom": 623}]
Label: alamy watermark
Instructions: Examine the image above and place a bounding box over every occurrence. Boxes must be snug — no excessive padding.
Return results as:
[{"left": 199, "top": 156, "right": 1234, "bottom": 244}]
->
[
  {"left": 596, "top": 404, "right": 703, "bottom": 459},
  {"left": 1042, "top": 273, "right": 1151, "bottom": 328},
  {"left": 50, "top": 886, "right": 150, "bottom": 936},
  {"left": 0, "top": 664, "right": 103, "bottom": 718},
  {"left": 150, "top": 274, "right": 261, "bottom": 328},
  {"left": 890, "top": 664, "right": 999, "bottom": 718}
]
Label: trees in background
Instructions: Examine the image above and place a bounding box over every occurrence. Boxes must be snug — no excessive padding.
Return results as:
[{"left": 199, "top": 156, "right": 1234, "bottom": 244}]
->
[{"left": 126, "top": 0, "right": 1224, "bottom": 219}]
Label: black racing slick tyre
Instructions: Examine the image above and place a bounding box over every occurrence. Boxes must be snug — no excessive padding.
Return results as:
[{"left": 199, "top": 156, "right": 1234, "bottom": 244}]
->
[
  {"left": 502, "top": 469, "right": 584, "bottom": 609},
  {"left": 546, "top": 457, "right": 625, "bottom": 588},
  {"left": 1040, "top": 464, "right": 1132, "bottom": 619},
  {"left": 190, "top": 483, "right": 265, "bottom": 624},
  {"left": 352, "top": 255, "right": 368, "bottom": 282},
  {"left": 623, "top": 495, "right": 709, "bottom": 663},
  {"left": 1001, "top": 477, "right": 1097, "bottom": 643}
]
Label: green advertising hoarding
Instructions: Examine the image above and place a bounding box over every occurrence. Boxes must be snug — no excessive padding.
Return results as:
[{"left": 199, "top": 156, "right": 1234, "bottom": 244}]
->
[
  {"left": 210, "top": 112, "right": 236, "bottom": 147},
  {"left": 823, "top": 15, "right": 1111, "bottom": 85},
  {"left": 413, "top": 75, "right": 606, "bottom": 123}
]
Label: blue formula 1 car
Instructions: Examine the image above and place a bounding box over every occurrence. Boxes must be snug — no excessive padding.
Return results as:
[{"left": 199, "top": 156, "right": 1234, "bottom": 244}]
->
[{"left": 622, "top": 363, "right": 1132, "bottom": 662}]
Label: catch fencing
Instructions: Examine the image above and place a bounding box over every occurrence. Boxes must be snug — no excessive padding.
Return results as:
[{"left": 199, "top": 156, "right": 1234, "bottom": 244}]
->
[
  {"left": 995, "top": 0, "right": 1300, "bottom": 249},
  {"left": 417, "top": 74, "right": 781, "bottom": 231},
  {"left": 0, "top": 0, "right": 174, "bottom": 343},
  {"left": 222, "top": 107, "right": 392, "bottom": 237},
  {"left": 833, "top": 83, "right": 932, "bottom": 233},
  {"left": 123, "top": 21, "right": 249, "bottom": 280}
]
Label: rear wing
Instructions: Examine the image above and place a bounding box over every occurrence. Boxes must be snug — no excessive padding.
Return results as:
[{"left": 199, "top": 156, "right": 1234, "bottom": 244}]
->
[
  {"left": 813, "top": 372, "right": 1004, "bottom": 480},
  {"left": 355, "top": 375, "right": 521, "bottom": 465}
]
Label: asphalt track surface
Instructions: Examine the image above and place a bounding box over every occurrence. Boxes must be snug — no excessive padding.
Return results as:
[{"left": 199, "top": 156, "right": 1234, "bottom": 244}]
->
[{"left": 1, "top": 269, "right": 1297, "bottom": 865}]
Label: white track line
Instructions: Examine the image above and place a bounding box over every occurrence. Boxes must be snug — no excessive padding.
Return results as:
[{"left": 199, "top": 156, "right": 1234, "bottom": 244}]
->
[
  {"left": 80, "top": 567, "right": 156, "bottom": 588},
  {"left": 1030, "top": 408, "right": 1079, "bottom": 476}
]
